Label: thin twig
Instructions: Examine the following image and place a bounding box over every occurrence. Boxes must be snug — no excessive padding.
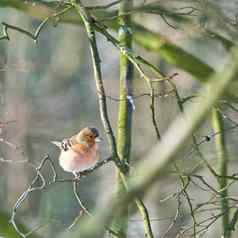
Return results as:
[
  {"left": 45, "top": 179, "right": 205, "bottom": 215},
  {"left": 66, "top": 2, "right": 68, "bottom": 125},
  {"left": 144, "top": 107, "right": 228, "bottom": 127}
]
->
[
  {"left": 175, "top": 164, "right": 197, "bottom": 237},
  {"left": 73, "top": 180, "right": 92, "bottom": 217},
  {"left": 68, "top": 179, "right": 93, "bottom": 230},
  {"left": 100, "top": 3, "right": 198, "bottom": 23},
  {"left": 10, "top": 154, "right": 50, "bottom": 237},
  {"left": 162, "top": 193, "right": 182, "bottom": 238},
  {"left": 9, "top": 153, "right": 113, "bottom": 236},
  {"left": 150, "top": 87, "right": 161, "bottom": 140},
  {"left": 0, "top": 4, "right": 73, "bottom": 42},
  {"left": 98, "top": 90, "right": 175, "bottom": 102}
]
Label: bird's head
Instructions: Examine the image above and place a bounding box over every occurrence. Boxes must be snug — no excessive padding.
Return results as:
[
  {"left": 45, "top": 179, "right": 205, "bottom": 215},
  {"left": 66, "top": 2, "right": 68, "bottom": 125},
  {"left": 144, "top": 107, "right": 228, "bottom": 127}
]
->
[{"left": 76, "top": 127, "right": 100, "bottom": 147}]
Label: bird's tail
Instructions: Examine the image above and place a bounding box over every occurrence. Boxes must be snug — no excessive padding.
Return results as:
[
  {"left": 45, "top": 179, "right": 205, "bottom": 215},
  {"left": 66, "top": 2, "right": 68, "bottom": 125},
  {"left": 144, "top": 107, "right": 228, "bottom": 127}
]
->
[{"left": 51, "top": 141, "right": 62, "bottom": 148}]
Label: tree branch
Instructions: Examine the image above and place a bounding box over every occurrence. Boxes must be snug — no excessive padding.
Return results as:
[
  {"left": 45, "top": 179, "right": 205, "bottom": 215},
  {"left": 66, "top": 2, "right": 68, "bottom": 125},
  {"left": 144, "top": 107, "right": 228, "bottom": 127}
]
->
[{"left": 68, "top": 46, "right": 238, "bottom": 238}]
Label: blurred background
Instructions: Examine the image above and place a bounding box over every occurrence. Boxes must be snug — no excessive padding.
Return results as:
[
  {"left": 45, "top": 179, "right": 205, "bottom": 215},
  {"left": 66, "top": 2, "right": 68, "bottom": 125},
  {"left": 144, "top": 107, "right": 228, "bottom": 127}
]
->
[{"left": 0, "top": 0, "right": 238, "bottom": 237}]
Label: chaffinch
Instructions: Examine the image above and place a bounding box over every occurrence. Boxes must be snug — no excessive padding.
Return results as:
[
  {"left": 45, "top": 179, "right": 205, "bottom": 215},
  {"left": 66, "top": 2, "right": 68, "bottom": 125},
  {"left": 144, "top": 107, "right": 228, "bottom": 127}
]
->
[{"left": 52, "top": 127, "right": 100, "bottom": 176}]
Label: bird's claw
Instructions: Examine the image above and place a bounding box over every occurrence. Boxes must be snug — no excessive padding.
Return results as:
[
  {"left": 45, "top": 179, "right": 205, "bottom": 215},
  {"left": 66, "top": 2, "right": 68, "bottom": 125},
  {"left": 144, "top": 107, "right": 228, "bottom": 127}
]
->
[{"left": 73, "top": 172, "right": 80, "bottom": 181}]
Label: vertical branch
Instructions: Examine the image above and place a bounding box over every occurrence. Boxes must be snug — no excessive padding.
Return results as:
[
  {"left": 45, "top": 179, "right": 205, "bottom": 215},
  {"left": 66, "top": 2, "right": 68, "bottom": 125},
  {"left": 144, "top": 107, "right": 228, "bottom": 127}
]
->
[
  {"left": 114, "top": 1, "right": 154, "bottom": 237},
  {"left": 117, "top": 0, "right": 134, "bottom": 167},
  {"left": 211, "top": 108, "right": 230, "bottom": 238},
  {"left": 113, "top": 0, "right": 134, "bottom": 236},
  {"left": 72, "top": 2, "right": 154, "bottom": 237}
]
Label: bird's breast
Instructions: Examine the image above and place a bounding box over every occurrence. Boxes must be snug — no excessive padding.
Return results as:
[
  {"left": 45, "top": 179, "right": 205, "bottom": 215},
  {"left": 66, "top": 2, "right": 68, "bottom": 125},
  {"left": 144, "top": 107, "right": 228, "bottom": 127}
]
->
[{"left": 59, "top": 144, "right": 98, "bottom": 173}]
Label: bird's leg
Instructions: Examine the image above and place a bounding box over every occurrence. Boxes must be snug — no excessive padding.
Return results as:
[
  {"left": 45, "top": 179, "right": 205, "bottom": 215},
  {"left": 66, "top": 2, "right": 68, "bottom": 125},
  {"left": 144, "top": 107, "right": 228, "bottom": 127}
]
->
[{"left": 73, "top": 172, "right": 80, "bottom": 181}]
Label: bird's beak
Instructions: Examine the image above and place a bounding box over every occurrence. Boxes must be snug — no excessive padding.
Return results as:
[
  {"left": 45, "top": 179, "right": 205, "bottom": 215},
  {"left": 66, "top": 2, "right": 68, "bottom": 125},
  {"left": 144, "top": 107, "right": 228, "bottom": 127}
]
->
[
  {"left": 95, "top": 137, "right": 102, "bottom": 143},
  {"left": 51, "top": 141, "right": 62, "bottom": 148}
]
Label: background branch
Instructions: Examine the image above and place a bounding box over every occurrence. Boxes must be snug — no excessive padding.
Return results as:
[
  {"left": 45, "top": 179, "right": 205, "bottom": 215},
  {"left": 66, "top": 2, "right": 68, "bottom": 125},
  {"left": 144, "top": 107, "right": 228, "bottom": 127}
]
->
[
  {"left": 212, "top": 108, "right": 231, "bottom": 238},
  {"left": 67, "top": 45, "right": 238, "bottom": 238}
]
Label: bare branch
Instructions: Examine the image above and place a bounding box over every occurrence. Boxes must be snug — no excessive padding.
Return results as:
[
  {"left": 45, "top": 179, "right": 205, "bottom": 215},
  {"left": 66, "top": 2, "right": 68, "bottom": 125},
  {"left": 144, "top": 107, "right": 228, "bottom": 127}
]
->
[{"left": 0, "top": 4, "right": 73, "bottom": 42}]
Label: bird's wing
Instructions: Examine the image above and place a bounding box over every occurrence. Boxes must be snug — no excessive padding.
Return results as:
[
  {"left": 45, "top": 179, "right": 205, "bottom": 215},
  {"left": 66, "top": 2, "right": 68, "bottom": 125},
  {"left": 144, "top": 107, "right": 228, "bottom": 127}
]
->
[{"left": 52, "top": 139, "right": 72, "bottom": 151}]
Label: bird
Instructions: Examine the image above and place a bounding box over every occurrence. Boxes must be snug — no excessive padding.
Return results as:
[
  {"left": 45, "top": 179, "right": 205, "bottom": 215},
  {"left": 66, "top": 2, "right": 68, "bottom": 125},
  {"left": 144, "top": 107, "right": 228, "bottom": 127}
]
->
[{"left": 51, "top": 127, "right": 101, "bottom": 177}]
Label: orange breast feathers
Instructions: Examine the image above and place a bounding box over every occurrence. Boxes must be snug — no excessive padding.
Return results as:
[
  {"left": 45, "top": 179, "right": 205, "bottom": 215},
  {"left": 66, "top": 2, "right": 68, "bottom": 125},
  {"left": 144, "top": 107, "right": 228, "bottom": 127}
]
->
[
  {"left": 58, "top": 143, "right": 99, "bottom": 173},
  {"left": 71, "top": 143, "right": 99, "bottom": 162},
  {"left": 71, "top": 143, "right": 92, "bottom": 155}
]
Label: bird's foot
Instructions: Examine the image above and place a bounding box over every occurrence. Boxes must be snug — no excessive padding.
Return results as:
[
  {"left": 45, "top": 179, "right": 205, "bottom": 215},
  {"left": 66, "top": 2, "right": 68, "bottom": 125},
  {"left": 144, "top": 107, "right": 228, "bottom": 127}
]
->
[{"left": 73, "top": 172, "right": 80, "bottom": 181}]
